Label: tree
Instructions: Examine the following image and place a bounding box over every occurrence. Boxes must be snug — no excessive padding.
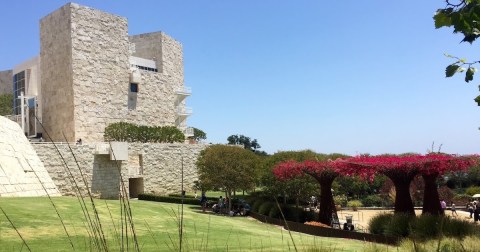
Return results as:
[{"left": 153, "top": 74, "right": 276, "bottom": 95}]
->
[
  {"left": 190, "top": 127, "right": 207, "bottom": 142},
  {"left": 434, "top": 0, "right": 480, "bottom": 104},
  {"left": 344, "top": 154, "right": 476, "bottom": 216},
  {"left": 261, "top": 150, "right": 320, "bottom": 206},
  {"left": 274, "top": 158, "right": 347, "bottom": 225},
  {"left": 227, "top": 134, "right": 261, "bottom": 151},
  {"left": 0, "top": 93, "right": 13, "bottom": 116},
  {"left": 196, "top": 145, "right": 259, "bottom": 211}
]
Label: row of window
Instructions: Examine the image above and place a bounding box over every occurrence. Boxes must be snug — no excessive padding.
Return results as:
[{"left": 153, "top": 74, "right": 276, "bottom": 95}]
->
[{"left": 131, "top": 64, "right": 158, "bottom": 72}]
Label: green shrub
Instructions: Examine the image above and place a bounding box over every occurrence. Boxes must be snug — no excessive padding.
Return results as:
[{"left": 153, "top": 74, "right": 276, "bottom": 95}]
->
[
  {"left": 251, "top": 199, "right": 265, "bottom": 212},
  {"left": 347, "top": 200, "right": 363, "bottom": 210},
  {"left": 410, "top": 214, "right": 441, "bottom": 241},
  {"left": 384, "top": 213, "right": 412, "bottom": 237},
  {"left": 258, "top": 202, "right": 274, "bottom": 216},
  {"left": 104, "top": 122, "right": 185, "bottom": 143},
  {"left": 361, "top": 195, "right": 384, "bottom": 207},
  {"left": 0, "top": 93, "right": 13, "bottom": 116},
  {"left": 333, "top": 195, "right": 347, "bottom": 207},
  {"left": 368, "top": 213, "right": 393, "bottom": 235},
  {"left": 281, "top": 205, "right": 304, "bottom": 222},
  {"left": 138, "top": 193, "right": 201, "bottom": 205},
  {"left": 443, "top": 217, "right": 477, "bottom": 238},
  {"left": 268, "top": 204, "right": 281, "bottom": 219},
  {"left": 465, "top": 186, "right": 480, "bottom": 196}
]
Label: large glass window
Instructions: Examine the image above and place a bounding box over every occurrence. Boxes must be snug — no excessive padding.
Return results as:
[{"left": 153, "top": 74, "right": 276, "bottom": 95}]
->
[{"left": 13, "top": 71, "right": 25, "bottom": 115}]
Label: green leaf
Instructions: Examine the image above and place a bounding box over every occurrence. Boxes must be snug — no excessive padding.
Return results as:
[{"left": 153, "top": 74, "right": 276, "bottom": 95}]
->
[
  {"left": 474, "top": 95, "right": 480, "bottom": 106},
  {"left": 466, "top": 67, "right": 476, "bottom": 82},
  {"left": 446, "top": 64, "right": 461, "bottom": 77},
  {"left": 434, "top": 11, "right": 452, "bottom": 28}
]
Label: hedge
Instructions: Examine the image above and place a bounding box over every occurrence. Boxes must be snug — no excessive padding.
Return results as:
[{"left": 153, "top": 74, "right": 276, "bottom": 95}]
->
[
  {"left": 104, "top": 122, "right": 185, "bottom": 143},
  {"left": 139, "top": 193, "right": 202, "bottom": 205}
]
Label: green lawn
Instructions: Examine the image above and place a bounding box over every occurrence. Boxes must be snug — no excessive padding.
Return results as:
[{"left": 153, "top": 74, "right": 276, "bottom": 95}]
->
[{"left": 0, "top": 197, "right": 392, "bottom": 251}]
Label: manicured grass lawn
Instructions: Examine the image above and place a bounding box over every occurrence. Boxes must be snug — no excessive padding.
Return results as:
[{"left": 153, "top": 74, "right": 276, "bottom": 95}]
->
[{"left": 0, "top": 197, "right": 391, "bottom": 251}]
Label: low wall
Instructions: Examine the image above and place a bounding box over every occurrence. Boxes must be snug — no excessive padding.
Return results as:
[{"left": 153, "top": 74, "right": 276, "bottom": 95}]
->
[
  {"left": 33, "top": 142, "right": 206, "bottom": 198},
  {"left": 249, "top": 212, "right": 399, "bottom": 246}
]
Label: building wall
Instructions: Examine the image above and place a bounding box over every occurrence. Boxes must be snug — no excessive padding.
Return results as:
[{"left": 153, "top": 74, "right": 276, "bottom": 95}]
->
[
  {"left": 128, "top": 32, "right": 184, "bottom": 127},
  {"left": 0, "top": 70, "right": 12, "bottom": 95},
  {"left": 34, "top": 142, "right": 206, "bottom": 198},
  {"left": 0, "top": 116, "right": 60, "bottom": 196},
  {"left": 38, "top": 3, "right": 188, "bottom": 143},
  {"left": 69, "top": 4, "right": 130, "bottom": 143},
  {"left": 40, "top": 4, "right": 75, "bottom": 142}
]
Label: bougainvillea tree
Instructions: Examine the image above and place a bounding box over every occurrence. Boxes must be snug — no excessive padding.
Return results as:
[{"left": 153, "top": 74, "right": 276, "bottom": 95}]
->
[
  {"left": 344, "top": 154, "right": 477, "bottom": 216},
  {"left": 274, "top": 159, "right": 345, "bottom": 225},
  {"left": 344, "top": 155, "right": 425, "bottom": 216},
  {"left": 417, "top": 154, "right": 476, "bottom": 215}
]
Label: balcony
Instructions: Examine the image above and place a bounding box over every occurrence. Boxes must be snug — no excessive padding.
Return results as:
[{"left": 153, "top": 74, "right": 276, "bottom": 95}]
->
[
  {"left": 175, "top": 86, "right": 191, "bottom": 105},
  {"left": 176, "top": 106, "right": 193, "bottom": 117}
]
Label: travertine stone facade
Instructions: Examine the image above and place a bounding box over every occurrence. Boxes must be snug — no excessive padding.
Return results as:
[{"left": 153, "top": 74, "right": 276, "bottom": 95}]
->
[
  {"left": 0, "top": 116, "right": 60, "bottom": 196},
  {"left": 39, "top": 3, "right": 188, "bottom": 142},
  {"left": 0, "top": 70, "right": 12, "bottom": 95},
  {"left": 34, "top": 142, "right": 206, "bottom": 198},
  {"left": 40, "top": 4, "right": 75, "bottom": 141}
]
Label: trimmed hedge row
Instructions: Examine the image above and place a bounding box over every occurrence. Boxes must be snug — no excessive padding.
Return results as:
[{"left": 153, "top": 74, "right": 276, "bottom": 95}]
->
[
  {"left": 139, "top": 193, "right": 204, "bottom": 205},
  {"left": 369, "top": 213, "right": 479, "bottom": 240},
  {"left": 248, "top": 196, "right": 315, "bottom": 223},
  {"left": 104, "top": 122, "right": 185, "bottom": 143}
]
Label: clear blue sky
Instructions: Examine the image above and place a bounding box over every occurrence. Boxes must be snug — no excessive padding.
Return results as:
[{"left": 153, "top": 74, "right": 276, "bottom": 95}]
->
[{"left": 1, "top": 1, "right": 479, "bottom": 155}]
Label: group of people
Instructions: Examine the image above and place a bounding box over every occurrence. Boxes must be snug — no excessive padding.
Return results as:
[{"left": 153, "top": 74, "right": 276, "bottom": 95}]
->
[
  {"left": 467, "top": 201, "right": 480, "bottom": 220},
  {"left": 440, "top": 199, "right": 458, "bottom": 216},
  {"left": 212, "top": 196, "right": 230, "bottom": 214}
]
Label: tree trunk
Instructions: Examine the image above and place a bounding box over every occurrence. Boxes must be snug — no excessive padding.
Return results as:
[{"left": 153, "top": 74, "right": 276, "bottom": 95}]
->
[
  {"left": 309, "top": 172, "right": 337, "bottom": 225},
  {"left": 386, "top": 171, "right": 417, "bottom": 216},
  {"left": 422, "top": 173, "right": 442, "bottom": 215}
]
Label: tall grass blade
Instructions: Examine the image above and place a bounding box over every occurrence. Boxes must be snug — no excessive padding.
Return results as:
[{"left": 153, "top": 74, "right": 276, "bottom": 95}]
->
[
  {"left": 274, "top": 198, "right": 298, "bottom": 252},
  {"left": 35, "top": 117, "right": 102, "bottom": 251}
]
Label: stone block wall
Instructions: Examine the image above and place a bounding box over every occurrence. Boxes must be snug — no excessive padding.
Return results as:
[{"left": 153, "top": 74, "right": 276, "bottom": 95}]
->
[
  {"left": 0, "top": 116, "right": 60, "bottom": 196},
  {"left": 38, "top": 3, "right": 187, "bottom": 143},
  {"left": 33, "top": 142, "right": 206, "bottom": 199},
  {"left": 0, "top": 70, "right": 12, "bottom": 95},
  {"left": 69, "top": 3, "right": 130, "bottom": 143},
  {"left": 40, "top": 4, "right": 75, "bottom": 142}
]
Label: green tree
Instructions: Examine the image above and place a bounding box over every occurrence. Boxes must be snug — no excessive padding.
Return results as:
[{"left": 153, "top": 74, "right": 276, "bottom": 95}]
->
[
  {"left": 196, "top": 145, "right": 259, "bottom": 211},
  {"left": 0, "top": 93, "right": 13, "bottom": 116},
  {"left": 434, "top": 0, "right": 480, "bottom": 104},
  {"left": 190, "top": 127, "right": 207, "bottom": 142},
  {"left": 227, "top": 134, "right": 261, "bottom": 151}
]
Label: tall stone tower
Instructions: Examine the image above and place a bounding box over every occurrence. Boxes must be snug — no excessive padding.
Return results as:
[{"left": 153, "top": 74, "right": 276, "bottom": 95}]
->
[{"left": 40, "top": 3, "right": 191, "bottom": 142}]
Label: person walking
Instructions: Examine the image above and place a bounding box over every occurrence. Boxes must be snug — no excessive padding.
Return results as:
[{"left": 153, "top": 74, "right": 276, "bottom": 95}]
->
[
  {"left": 440, "top": 200, "right": 447, "bottom": 214},
  {"left": 468, "top": 202, "right": 474, "bottom": 218},
  {"left": 200, "top": 193, "right": 207, "bottom": 213},
  {"left": 451, "top": 202, "right": 458, "bottom": 217}
]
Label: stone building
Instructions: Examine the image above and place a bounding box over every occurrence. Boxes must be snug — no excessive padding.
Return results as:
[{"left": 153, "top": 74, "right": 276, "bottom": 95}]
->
[
  {"left": 7, "top": 2, "right": 193, "bottom": 141},
  {"left": 0, "top": 3, "right": 206, "bottom": 199}
]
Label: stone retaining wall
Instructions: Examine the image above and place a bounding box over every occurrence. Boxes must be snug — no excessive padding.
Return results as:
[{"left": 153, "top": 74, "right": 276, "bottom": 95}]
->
[{"left": 33, "top": 142, "right": 206, "bottom": 198}]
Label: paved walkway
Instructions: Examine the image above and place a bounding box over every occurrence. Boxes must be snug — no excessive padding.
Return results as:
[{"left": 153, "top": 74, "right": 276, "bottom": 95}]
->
[{"left": 335, "top": 208, "right": 474, "bottom": 232}]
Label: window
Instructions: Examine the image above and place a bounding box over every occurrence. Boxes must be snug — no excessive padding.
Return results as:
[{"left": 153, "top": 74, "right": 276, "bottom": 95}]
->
[
  {"left": 128, "top": 83, "right": 138, "bottom": 110},
  {"left": 13, "top": 71, "right": 26, "bottom": 115},
  {"left": 130, "top": 83, "right": 138, "bottom": 93}
]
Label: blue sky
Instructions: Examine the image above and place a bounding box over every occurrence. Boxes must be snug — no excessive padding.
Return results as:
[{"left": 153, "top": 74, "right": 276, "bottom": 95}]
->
[{"left": 0, "top": 1, "right": 479, "bottom": 155}]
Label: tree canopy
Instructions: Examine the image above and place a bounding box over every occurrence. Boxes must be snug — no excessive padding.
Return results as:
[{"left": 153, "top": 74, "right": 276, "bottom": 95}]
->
[
  {"left": 190, "top": 127, "right": 207, "bottom": 142},
  {"left": 196, "top": 144, "right": 259, "bottom": 210},
  {"left": 227, "top": 134, "right": 261, "bottom": 151},
  {"left": 0, "top": 93, "right": 13, "bottom": 116}
]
